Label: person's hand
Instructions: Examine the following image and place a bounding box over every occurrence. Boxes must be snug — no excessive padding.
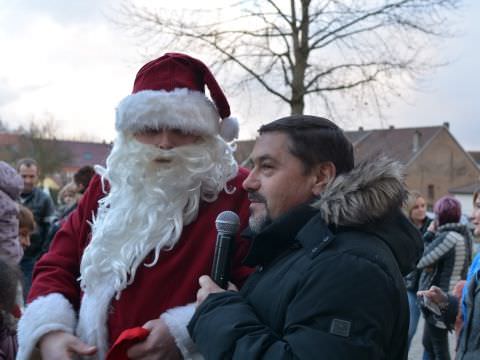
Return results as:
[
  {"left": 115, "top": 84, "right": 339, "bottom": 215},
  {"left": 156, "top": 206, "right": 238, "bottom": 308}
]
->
[
  {"left": 196, "top": 275, "right": 238, "bottom": 306},
  {"left": 126, "top": 319, "right": 182, "bottom": 360},
  {"left": 417, "top": 285, "right": 448, "bottom": 306},
  {"left": 39, "top": 330, "right": 97, "bottom": 360},
  {"left": 427, "top": 221, "right": 437, "bottom": 233}
]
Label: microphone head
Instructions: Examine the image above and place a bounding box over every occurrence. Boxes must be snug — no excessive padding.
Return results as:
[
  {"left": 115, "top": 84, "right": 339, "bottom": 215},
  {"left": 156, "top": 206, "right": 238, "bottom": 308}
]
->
[{"left": 215, "top": 211, "right": 240, "bottom": 235}]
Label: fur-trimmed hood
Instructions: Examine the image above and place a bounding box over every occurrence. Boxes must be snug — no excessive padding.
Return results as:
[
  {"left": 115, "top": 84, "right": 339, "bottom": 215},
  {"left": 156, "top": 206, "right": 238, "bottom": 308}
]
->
[
  {"left": 313, "top": 157, "right": 423, "bottom": 275},
  {"left": 312, "top": 157, "right": 407, "bottom": 226}
]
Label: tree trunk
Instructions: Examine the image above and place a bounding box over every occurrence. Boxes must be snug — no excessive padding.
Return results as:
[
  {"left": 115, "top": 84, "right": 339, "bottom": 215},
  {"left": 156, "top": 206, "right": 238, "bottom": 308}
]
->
[{"left": 290, "top": 98, "right": 305, "bottom": 115}]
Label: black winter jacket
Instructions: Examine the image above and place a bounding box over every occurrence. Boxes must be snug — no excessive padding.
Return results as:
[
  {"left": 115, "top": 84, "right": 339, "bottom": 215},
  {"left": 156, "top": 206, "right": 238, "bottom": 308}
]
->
[
  {"left": 188, "top": 158, "right": 423, "bottom": 360},
  {"left": 404, "top": 217, "right": 432, "bottom": 292},
  {"left": 20, "top": 187, "right": 55, "bottom": 260}
]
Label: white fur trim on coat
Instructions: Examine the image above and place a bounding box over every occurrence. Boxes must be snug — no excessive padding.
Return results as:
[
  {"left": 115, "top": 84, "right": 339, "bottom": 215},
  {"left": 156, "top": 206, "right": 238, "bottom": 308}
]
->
[
  {"left": 312, "top": 156, "right": 406, "bottom": 226},
  {"left": 17, "top": 293, "right": 76, "bottom": 360},
  {"left": 161, "top": 303, "right": 204, "bottom": 360},
  {"left": 116, "top": 89, "right": 220, "bottom": 136}
]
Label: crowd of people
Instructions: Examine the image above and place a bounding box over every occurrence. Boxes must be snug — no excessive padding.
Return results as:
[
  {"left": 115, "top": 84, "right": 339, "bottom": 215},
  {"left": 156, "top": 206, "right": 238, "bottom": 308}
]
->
[
  {"left": 0, "top": 160, "right": 96, "bottom": 358},
  {"left": 0, "top": 52, "right": 479, "bottom": 360},
  {"left": 405, "top": 190, "right": 480, "bottom": 359}
]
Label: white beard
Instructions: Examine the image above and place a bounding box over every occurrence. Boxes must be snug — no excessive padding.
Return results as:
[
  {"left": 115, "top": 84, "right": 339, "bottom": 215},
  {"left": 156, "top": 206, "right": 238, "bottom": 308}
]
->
[{"left": 79, "top": 133, "right": 238, "bottom": 298}]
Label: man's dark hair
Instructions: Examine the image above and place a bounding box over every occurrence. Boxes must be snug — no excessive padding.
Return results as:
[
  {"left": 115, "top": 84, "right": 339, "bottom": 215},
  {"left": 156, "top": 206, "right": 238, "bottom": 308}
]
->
[
  {"left": 16, "top": 158, "right": 38, "bottom": 171},
  {"left": 259, "top": 115, "right": 354, "bottom": 175},
  {"left": 73, "top": 165, "right": 95, "bottom": 192}
]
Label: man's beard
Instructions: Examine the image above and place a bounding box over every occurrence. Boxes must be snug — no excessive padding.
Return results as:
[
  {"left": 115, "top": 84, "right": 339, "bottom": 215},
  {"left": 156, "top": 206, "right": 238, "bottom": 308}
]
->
[
  {"left": 79, "top": 133, "right": 238, "bottom": 297},
  {"left": 248, "top": 192, "right": 272, "bottom": 234}
]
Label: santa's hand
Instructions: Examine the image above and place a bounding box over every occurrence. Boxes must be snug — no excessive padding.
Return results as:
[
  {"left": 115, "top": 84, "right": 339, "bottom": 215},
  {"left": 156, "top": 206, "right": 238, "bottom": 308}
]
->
[
  {"left": 126, "top": 319, "right": 181, "bottom": 360},
  {"left": 196, "top": 275, "right": 238, "bottom": 306},
  {"left": 39, "top": 330, "right": 97, "bottom": 360}
]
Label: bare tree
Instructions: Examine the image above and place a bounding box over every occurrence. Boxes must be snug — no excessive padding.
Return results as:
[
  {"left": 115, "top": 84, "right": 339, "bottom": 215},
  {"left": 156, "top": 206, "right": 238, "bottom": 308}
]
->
[
  {"left": 3, "top": 116, "right": 72, "bottom": 179},
  {"left": 115, "top": 0, "right": 460, "bottom": 120},
  {"left": 0, "top": 117, "right": 9, "bottom": 132}
]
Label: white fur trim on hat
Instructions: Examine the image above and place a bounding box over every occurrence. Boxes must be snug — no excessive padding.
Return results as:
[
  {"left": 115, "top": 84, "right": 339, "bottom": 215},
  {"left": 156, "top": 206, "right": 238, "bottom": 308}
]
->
[
  {"left": 161, "top": 303, "right": 204, "bottom": 359},
  {"left": 219, "top": 116, "right": 239, "bottom": 142},
  {"left": 17, "top": 293, "right": 77, "bottom": 360},
  {"left": 116, "top": 89, "right": 220, "bottom": 136}
]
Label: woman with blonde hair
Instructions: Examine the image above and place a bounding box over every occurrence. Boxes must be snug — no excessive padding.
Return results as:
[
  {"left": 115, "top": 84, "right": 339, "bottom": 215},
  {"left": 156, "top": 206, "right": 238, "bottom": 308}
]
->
[{"left": 403, "top": 190, "right": 432, "bottom": 350}]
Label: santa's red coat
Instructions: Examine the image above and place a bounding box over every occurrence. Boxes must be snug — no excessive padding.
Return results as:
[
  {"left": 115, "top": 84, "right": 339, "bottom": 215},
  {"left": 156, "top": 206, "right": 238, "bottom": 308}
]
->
[{"left": 27, "top": 169, "right": 252, "bottom": 348}]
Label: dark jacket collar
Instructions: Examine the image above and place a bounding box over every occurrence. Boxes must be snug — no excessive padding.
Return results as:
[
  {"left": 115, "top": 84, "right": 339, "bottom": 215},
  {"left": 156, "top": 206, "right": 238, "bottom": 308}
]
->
[
  {"left": 242, "top": 203, "right": 319, "bottom": 266},
  {"left": 20, "top": 187, "right": 40, "bottom": 201}
]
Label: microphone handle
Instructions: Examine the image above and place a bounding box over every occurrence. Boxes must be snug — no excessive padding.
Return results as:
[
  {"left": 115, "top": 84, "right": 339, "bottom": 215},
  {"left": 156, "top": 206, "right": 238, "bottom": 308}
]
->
[{"left": 211, "top": 233, "right": 234, "bottom": 289}]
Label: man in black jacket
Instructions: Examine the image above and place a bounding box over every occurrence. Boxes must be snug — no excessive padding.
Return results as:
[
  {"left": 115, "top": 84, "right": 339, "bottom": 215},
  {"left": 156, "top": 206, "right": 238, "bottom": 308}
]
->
[
  {"left": 17, "top": 158, "right": 55, "bottom": 296},
  {"left": 188, "top": 115, "right": 424, "bottom": 359}
]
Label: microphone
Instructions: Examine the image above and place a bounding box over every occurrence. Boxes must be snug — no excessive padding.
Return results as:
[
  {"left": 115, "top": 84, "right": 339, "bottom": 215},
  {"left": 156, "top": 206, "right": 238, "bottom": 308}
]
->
[{"left": 211, "top": 211, "right": 240, "bottom": 289}]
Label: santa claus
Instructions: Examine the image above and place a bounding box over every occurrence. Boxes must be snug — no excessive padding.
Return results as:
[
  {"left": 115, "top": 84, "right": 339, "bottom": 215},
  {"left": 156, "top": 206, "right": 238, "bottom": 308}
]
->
[{"left": 17, "top": 53, "right": 252, "bottom": 359}]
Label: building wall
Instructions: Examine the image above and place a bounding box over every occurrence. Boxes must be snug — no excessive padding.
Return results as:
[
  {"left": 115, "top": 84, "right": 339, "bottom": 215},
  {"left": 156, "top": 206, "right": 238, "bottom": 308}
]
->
[
  {"left": 452, "top": 194, "right": 474, "bottom": 216},
  {"left": 406, "top": 129, "right": 480, "bottom": 209}
]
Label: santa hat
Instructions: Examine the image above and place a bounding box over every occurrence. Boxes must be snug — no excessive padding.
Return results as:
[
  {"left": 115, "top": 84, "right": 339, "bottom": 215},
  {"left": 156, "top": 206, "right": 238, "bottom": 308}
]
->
[{"left": 115, "top": 52, "right": 239, "bottom": 142}]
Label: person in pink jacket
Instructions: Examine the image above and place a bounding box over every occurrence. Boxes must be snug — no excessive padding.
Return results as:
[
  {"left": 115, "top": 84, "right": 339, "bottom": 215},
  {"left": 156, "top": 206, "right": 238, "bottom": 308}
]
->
[{"left": 0, "top": 161, "right": 24, "bottom": 264}]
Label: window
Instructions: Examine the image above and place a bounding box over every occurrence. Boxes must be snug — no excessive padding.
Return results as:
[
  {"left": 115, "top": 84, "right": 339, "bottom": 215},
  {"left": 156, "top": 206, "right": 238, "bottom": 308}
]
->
[{"left": 427, "top": 184, "right": 435, "bottom": 211}]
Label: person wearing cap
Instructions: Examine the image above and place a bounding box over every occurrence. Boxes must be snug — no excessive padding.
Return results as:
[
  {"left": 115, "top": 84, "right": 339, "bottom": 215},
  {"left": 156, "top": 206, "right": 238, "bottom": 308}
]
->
[
  {"left": 0, "top": 161, "right": 24, "bottom": 264},
  {"left": 188, "top": 115, "right": 424, "bottom": 359},
  {"left": 17, "top": 53, "right": 252, "bottom": 360}
]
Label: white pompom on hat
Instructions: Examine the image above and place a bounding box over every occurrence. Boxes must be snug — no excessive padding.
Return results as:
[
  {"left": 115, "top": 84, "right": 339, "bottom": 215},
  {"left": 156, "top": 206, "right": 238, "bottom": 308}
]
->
[{"left": 115, "top": 52, "right": 239, "bottom": 142}]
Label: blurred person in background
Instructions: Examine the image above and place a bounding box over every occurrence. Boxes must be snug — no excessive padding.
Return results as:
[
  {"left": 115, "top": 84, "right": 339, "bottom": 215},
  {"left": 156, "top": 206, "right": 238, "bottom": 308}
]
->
[
  {"left": 45, "top": 182, "right": 81, "bottom": 250},
  {"left": 0, "top": 258, "right": 22, "bottom": 359},
  {"left": 0, "top": 161, "right": 24, "bottom": 264},
  {"left": 73, "top": 165, "right": 96, "bottom": 195},
  {"left": 419, "top": 188, "right": 480, "bottom": 359},
  {"left": 471, "top": 188, "right": 480, "bottom": 256},
  {"left": 403, "top": 190, "right": 433, "bottom": 350},
  {"left": 54, "top": 165, "right": 96, "bottom": 229},
  {"left": 13, "top": 206, "right": 36, "bottom": 319},
  {"left": 45, "top": 166, "right": 96, "bottom": 248},
  {"left": 17, "top": 205, "right": 35, "bottom": 253},
  {"left": 55, "top": 182, "right": 81, "bottom": 218},
  {"left": 16, "top": 158, "right": 55, "bottom": 296},
  {"left": 417, "top": 196, "right": 472, "bottom": 359}
]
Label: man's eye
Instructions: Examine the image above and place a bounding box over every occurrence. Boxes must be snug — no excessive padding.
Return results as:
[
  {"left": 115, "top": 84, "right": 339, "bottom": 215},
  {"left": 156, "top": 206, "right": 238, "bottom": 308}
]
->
[
  {"left": 171, "top": 129, "right": 185, "bottom": 135},
  {"left": 139, "top": 127, "right": 157, "bottom": 135}
]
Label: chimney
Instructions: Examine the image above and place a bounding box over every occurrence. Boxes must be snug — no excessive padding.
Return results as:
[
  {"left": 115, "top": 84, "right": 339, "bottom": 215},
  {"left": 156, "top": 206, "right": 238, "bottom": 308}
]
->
[
  {"left": 358, "top": 126, "right": 364, "bottom": 131},
  {"left": 443, "top": 122, "right": 450, "bottom": 129},
  {"left": 389, "top": 125, "right": 394, "bottom": 130},
  {"left": 413, "top": 130, "right": 421, "bottom": 153}
]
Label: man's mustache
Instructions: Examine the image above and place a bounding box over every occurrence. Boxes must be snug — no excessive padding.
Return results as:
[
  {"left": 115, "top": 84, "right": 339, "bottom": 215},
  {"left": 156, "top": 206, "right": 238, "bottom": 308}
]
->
[{"left": 248, "top": 192, "right": 267, "bottom": 203}]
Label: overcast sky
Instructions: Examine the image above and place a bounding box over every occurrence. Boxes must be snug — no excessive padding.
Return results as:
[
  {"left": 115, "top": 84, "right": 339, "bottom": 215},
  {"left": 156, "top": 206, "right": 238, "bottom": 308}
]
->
[{"left": 1, "top": 0, "right": 479, "bottom": 150}]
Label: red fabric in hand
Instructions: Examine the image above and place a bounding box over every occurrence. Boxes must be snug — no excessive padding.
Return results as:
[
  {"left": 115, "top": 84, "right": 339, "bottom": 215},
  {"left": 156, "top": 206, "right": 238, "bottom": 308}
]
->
[{"left": 106, "top": 326, "right": 150, "bottom": 360}]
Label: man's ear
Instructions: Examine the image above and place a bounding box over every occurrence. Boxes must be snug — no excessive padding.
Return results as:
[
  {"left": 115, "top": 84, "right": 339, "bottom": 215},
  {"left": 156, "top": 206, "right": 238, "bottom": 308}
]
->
[{"left": 311, "top": 162, "right": 336, "bottom": 196}]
